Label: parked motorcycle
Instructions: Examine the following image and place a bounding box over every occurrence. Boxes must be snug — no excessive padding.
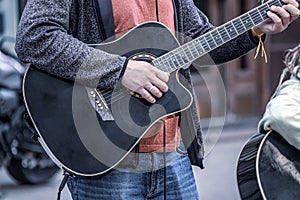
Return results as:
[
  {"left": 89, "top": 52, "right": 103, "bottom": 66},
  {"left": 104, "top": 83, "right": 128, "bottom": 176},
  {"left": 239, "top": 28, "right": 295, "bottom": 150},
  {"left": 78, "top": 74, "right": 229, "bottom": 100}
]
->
[{"left": 0, "top": 37, "right": 59, "bottom": 184}]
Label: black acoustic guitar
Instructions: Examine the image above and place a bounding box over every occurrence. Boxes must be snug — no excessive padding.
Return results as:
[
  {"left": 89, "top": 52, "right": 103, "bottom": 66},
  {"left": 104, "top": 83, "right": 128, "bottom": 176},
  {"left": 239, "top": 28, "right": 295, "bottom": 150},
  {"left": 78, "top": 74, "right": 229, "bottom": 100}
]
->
[
  {"left": 23, "top": 0, "right": 298, "bottom": 176},
  {"left": 237, "top": 130, "right": 300, "bottom": 200}
]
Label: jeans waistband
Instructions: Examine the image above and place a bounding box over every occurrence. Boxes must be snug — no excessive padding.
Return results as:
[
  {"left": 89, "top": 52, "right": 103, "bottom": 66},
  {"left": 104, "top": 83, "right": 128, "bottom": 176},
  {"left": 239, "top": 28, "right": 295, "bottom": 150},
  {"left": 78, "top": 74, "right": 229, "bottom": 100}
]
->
[{"left": 115, "top": 141, "right": 187, "bottom": 173}]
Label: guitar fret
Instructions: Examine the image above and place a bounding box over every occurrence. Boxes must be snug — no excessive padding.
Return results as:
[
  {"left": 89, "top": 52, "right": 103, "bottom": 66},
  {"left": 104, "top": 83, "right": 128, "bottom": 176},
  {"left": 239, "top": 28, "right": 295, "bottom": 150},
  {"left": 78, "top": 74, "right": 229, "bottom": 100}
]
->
[
  {"left": 162, "top": 60, "right": 170, "bottom": 71},
  {"left": 158, "top": 58, "right": 171, "bottom": 72},
  {"left": 258, "top": 4, "right": 269, "bottom": 20},
  {"left": 182, "top": 49, "right": 195, "bottom": 61},
  {"left": 167, "top": 54, "right": 178, "bottom": 69},
  {"left": 247, "top": 13, "right": 255, "bottom": 28},
  {"left": 192, "top": 39, "right": 202, "bottom": 56},
  {"left": 175, "top": 52, "right": 186, "bottom": 67},
  {"left": 199, "top": 37, "right": 210, "bottom": 52},
  {"left": 211, "top": 30, "right": 223, "bottom": 46},
  {"left": 256, "top": 8, "right": 265, "bottom": 22},
  {"left": 181, "top": 48, "right": 190, "bottom": 62},
  {"left": 194, "top": 39, "right": 204, "bottom": 55},
  {"left": 239, "top": 18, "right": 246, "bottom": 31},
  {"left": 191, "top": 42, "right": 201, "bottom": 58},
  {"left": 185, "top": 45, "right": 194, "bottom": 60},
  {"left": 167, "top": 57, "right": 177, "bottom": 71},
  {"left": 268, "top": 0, "right": 282, "bottom": 7},
  {"left": 218, "top": 26, "right": 230, "bottom": 42},
  {"left": 180, "top": 49, "right": 191, "bottom": 63},
  {"left": 241, "top": 13, "right": 254, "bottom": 30},
  {"left": 209, "top": 33, "right": 218, "bottom": 45},
  {"left": 205, "top": 33, "right": 217, "bottom": 49},
  {"left": 152, "top": 59, "right": 161, "bottom": 71},
  {"left": 173, "top": 50, "right": 185, "bottom": 66},
  {"left": 164, "top": 59, "right": 173, "bottom": 72},
  {"left": 224, "top": 22, "right": 238, "bottom": 39},
  {"left": 167, "top": 51, "right": 178, "bottom": 67},
  {"left": 157, "top": 57, "right": 166, "bottom": 70},
  {"left": 169, "top": 52, "right": 180, "bottom": 68},
  {"left": 187, "top": 44, "right": 197, "bottom": 59},
  {"left": 175, "top": 55, "right": 184, "bottom": 66},
  {"left": 232, "top": 19, "right": 245, "bottom": 34},
  {"left": 210, "top": 33, "right": 218, "bottom": 48},
  {"left": 249, "top": 9, "right": 263, "bottom": 24},
  {"left": 166, "top": 53, "right": 175, "bottom": 67},
  {"left": 217, "top": 29, "right": 225, "bottom": 43},
  {"left": 182, "top": 44, "right": 191, "bottom": 60},
  {"left": 232, "top": 22, "right": 240, "bottom": 35},
  {"left": 160, "top": 54, "right": 176, "bottom": 72}
]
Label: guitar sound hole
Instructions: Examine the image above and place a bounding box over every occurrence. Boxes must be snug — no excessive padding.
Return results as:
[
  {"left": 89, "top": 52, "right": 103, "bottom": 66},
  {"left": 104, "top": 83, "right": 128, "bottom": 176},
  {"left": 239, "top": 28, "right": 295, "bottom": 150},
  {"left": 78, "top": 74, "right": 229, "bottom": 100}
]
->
[{"left": 130, "top": 53, "right": 156, "bottom": 63}]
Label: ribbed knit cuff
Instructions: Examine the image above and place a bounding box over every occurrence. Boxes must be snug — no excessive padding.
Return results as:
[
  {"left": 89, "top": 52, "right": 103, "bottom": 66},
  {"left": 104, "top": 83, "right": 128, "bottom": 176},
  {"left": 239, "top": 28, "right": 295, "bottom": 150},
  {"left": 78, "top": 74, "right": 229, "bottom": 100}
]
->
[{"left": 119, "top": 58, "right": 129, "bottom": 77}]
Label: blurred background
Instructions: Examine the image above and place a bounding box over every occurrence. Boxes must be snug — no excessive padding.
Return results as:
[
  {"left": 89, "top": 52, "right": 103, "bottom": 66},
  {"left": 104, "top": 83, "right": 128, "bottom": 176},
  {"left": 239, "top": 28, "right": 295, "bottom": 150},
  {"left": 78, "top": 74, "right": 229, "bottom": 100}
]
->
[
  {"left": 0, "top": 0, "right": 299, "bottom": 199},
  {"left": 194, "top": 0, "right": 300, "bottom": 122}
]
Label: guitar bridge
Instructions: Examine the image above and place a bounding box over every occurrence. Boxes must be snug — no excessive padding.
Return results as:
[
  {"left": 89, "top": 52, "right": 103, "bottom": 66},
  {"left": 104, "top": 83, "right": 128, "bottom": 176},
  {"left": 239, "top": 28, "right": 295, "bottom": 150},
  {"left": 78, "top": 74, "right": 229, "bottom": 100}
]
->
[{"left": 86, "top": 87, "right": 114, "bottom": 121}]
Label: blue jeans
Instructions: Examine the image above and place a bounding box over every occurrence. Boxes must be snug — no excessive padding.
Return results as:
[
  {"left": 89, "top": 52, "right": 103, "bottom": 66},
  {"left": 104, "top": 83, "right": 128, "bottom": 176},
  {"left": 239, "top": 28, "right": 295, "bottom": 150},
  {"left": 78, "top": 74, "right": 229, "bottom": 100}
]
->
[{"left": 67, "top": 151, "right": 200, "bottom": 200}]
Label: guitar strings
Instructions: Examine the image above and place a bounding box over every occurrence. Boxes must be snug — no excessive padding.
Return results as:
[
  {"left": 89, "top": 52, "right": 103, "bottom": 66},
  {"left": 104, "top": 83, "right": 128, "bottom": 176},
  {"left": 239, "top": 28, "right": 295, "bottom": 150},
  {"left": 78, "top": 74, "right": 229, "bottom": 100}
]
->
[{"left": 97, "top": 60, "right": 175, "bottom": 104}]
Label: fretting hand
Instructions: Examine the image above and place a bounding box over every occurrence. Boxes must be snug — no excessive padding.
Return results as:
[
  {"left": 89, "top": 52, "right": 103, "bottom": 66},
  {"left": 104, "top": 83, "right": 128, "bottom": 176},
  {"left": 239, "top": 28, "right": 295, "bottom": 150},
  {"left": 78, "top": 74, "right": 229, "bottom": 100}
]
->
[{"left": 253, "top": 0, "right": 300, "bottom": 34}]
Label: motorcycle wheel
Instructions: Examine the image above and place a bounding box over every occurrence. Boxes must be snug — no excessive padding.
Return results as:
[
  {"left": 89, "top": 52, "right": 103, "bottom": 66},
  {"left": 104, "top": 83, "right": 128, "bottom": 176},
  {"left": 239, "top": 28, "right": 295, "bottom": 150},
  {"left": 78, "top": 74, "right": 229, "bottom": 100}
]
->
[{"left": 6, "top": 157, "right": 59, "bottom": 184}]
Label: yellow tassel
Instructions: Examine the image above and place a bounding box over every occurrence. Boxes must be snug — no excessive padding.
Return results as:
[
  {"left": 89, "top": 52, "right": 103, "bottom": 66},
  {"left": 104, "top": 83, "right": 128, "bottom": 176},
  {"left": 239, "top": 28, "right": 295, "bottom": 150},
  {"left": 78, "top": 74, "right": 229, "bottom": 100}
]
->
[{"left": 251, "top": 27, "right": 268, "bottom": 63}]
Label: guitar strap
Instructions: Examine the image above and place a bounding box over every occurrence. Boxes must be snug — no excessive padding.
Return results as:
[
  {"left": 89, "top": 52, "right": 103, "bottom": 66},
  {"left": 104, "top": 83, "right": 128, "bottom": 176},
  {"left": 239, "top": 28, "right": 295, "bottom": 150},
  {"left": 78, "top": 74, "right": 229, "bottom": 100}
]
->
[
  {"left": 171, "top": 0, "right": 179, "bottom": 34},
  {"left": 93, "top": 0, "right": 115, "bottom": 40}
]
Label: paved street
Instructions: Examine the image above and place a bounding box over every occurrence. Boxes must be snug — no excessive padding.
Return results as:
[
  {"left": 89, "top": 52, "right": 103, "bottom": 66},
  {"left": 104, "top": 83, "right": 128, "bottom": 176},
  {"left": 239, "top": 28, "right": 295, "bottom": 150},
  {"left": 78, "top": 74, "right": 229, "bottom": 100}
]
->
[
  {"left": 196, "top": 118, "right": 258, "bottom": 200},
  {"left": 0, "top": 169, "right": 72, "bottom": 200},
  {"left": 0, "top": 117, "right": 259, "bottom": 200}
]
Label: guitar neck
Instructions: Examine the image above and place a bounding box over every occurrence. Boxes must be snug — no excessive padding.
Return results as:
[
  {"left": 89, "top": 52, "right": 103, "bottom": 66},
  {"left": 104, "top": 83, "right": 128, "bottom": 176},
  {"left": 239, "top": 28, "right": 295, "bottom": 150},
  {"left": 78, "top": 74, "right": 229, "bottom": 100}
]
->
[{"left": 152, "top": 0, "right": 284, "bottom": 72}]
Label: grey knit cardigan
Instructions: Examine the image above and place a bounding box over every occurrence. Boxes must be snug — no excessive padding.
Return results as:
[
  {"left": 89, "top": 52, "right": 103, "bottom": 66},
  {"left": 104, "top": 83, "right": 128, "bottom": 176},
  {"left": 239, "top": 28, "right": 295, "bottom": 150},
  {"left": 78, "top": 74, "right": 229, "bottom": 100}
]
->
[{"left": 15, "top": 0, "right": 258, "bottom": 168}]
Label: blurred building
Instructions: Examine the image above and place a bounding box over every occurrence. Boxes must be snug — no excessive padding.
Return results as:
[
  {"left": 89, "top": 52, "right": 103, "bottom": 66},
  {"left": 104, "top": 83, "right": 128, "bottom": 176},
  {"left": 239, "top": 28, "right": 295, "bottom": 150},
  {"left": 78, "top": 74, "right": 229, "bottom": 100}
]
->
[{"left": 194, "top": 0, "right": 300, "bottom": 123}]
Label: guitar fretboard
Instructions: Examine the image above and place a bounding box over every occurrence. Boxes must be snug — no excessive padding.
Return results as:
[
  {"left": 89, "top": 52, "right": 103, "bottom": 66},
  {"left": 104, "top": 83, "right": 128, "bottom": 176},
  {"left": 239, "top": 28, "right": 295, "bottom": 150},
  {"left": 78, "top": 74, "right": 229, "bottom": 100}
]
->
[{"left": 151, "top": 0, "right": 283, "bottom": 72}]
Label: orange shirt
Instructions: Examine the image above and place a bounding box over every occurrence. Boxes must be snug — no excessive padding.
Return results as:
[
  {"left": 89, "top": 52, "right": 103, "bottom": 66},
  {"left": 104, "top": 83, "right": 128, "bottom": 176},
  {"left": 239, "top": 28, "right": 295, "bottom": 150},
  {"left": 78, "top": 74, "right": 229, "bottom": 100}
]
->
[
  {"left": 138, "top": 115, "right": 181, "bottom": 152},
  {"left": 112, "top": 0, "right": 180, "bottom": 152},
  {"left": 112, "top": 0, "right": 175, "bottom": 34}
]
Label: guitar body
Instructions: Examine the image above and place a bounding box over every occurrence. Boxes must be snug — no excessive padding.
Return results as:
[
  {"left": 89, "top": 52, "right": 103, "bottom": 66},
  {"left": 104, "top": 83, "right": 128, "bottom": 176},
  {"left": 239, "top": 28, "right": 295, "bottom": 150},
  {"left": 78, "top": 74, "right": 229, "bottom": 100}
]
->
[
  {"left": 23, "top": 22, "right": 193, "bottom": 176},
  {"left": 237, "top": 131, "right": 300, "bottom": 200}
]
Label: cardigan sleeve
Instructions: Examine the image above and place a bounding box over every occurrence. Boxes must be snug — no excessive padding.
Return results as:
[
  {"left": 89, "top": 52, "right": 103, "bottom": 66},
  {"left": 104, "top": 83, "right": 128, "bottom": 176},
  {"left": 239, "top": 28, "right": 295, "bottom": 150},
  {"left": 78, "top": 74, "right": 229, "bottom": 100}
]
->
[{"left": 15, "top": 0, "right": 126, "bottom": 88}]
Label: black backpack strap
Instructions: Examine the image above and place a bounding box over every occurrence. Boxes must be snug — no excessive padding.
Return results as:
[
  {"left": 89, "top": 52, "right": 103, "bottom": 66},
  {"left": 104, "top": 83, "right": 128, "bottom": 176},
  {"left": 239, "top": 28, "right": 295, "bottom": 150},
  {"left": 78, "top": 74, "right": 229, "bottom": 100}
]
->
[
  {"left": 93, "top": 0, "right": 115, "bottom": 40},
  {"left": 172, "top": 0, "right": 179, "bottom": 33}
]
